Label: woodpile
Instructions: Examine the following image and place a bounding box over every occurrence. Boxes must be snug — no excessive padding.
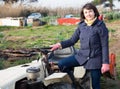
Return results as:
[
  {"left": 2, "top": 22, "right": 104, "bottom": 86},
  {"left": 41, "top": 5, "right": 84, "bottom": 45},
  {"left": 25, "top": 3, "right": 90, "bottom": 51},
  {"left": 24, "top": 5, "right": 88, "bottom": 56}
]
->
[{"left": 0, "top": 48, "right": 41, "bottom": 61}]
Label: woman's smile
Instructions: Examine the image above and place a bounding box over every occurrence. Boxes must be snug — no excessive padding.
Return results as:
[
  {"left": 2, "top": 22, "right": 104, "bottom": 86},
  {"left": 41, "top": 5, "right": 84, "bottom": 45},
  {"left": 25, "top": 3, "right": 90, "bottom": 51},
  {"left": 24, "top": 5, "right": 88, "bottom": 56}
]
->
[{"left": 83, "top": 9, "right": 95, "bottom": 21}]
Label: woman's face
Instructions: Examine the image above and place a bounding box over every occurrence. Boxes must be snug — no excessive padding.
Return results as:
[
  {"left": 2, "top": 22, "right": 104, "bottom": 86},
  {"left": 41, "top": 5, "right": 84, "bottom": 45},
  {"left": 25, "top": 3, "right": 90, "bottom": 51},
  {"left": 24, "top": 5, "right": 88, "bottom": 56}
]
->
[{"left": 83, "top": 8, "right": 95, "bottom": 21}]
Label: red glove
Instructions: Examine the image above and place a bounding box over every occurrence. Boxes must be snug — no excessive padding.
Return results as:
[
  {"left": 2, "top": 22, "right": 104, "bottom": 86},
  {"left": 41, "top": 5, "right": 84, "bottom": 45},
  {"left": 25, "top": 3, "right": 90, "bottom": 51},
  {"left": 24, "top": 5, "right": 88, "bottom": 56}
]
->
[
  {"left": 50, "top": 43, "right": 61, "bottom": 51},
  {"left": 101, "top": 64, "right": 110, "bottom": 74}
]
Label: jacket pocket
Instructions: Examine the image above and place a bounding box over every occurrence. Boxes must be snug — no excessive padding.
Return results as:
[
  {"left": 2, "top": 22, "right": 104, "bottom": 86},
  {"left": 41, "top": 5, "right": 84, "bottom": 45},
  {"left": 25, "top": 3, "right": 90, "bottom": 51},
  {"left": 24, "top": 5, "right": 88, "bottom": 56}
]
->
[
  {"left": 90, "top": 48, "right": 101, "bottom": 57},
  {"left": 79, "top": 49, "right": 90, "bottom": 57}
]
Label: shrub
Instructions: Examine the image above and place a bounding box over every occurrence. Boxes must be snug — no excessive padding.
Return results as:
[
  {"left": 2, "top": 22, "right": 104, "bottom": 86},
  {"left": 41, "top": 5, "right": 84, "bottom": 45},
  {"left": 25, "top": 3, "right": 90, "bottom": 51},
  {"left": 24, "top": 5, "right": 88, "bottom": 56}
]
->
[{"left": 104, "top": 11, "right": 120, "bottom": 20}]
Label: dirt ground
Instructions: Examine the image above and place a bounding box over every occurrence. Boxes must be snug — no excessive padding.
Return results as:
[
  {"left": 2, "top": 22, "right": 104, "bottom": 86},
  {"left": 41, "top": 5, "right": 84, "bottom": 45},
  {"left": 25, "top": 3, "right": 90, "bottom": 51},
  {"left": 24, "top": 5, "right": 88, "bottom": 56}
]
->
[{"left": 101, "top": 78, "right": 120, "bottom": 89}]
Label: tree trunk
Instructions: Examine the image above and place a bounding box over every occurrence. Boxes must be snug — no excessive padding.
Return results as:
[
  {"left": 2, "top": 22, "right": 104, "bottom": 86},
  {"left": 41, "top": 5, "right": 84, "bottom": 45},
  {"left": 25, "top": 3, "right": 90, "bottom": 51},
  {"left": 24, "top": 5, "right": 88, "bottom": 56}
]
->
[{"left": 109, "top": 0, "right": 113, "bottom": 11}]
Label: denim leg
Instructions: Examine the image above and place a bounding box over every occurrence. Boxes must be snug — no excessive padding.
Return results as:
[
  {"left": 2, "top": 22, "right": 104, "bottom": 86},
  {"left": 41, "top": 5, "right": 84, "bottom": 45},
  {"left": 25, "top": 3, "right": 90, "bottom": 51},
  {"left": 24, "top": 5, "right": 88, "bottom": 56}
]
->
[
  {"left": 58, "top": 55, "right": 79, "bottom": 82},
  {"left": 90, "top": 69, "right": 101, "bottom": 89}
]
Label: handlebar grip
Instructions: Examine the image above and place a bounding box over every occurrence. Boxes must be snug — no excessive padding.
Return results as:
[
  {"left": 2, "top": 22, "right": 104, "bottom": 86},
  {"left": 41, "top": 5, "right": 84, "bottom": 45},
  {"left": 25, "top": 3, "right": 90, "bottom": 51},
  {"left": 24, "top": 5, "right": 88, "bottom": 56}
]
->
[{"left": 39, "top": 47, "right": 52, "bottom": 55}]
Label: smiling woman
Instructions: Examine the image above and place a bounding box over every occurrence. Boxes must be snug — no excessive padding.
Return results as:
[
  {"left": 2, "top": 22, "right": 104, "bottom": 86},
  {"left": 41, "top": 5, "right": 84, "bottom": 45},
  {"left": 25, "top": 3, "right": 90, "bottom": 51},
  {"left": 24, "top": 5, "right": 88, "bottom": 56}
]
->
[{"left": 50, "top": 3, "right": 110, "bottom": 89}]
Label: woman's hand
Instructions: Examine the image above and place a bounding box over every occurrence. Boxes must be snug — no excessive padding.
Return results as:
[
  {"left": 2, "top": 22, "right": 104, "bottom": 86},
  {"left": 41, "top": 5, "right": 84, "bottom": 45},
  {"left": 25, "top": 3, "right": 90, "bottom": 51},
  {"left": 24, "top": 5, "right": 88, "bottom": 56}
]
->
[
  {"left": 101, "top": 64, "right": 110, "bottom": 74},
  {"left": 50, "top": 43, "right": 61, "bottom": 51}
]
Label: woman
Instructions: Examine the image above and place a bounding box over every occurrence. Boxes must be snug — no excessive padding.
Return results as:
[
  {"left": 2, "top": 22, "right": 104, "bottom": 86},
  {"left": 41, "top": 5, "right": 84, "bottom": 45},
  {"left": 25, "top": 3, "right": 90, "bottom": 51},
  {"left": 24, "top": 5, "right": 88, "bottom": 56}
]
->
[{"left": 51, "top": 3, "right": 109, "bottom": 89}]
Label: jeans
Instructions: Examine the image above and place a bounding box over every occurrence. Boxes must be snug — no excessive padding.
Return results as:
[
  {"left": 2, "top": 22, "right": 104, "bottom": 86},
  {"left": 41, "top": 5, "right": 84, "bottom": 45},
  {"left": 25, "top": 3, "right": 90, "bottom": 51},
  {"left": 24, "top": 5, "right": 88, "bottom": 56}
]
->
[
  {"left": 90, "top": 69, "right": 101, "bottom": 89},
  {"left": 58, "top": 55, "right": 80, "bottom": 82},
  {"left": 58, "top": 55, "right": 101, "bottom": 89}
]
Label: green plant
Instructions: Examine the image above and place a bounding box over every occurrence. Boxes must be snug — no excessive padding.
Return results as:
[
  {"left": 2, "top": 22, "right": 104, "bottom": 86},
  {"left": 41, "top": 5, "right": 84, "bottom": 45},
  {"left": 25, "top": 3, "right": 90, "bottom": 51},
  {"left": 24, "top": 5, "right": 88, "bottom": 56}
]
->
[
  {"left": 116, "top": 55, "right": 120, "bottom": 80},
  {"left": 109, "top": 28, "right": 116, "bottom": 33},
  {"left": 112, "top": 12, "right": 119, "bottom": 20},
  {"left": 0, "top": 59, "right": 4, "bottom": 69},
  {"left": 0, "top": 32, "right": 4, "bottom": 43}
]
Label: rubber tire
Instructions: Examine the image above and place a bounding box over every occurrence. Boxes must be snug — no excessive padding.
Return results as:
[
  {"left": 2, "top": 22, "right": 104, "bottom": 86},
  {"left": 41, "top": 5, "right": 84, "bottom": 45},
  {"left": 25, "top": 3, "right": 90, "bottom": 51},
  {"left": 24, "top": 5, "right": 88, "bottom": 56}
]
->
[{"left": 47, "top": 82, "right": 73, "bottom": 89}]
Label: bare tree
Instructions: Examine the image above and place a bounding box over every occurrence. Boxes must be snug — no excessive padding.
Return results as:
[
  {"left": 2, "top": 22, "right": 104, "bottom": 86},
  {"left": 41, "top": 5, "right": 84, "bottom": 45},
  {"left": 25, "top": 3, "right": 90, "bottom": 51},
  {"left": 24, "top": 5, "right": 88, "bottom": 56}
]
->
[
  {"left": 93, "top": 0, "right": 113, "bottom": 11},
  {"left": 109, "top": 0, "right": 113, "bottom": 11}
]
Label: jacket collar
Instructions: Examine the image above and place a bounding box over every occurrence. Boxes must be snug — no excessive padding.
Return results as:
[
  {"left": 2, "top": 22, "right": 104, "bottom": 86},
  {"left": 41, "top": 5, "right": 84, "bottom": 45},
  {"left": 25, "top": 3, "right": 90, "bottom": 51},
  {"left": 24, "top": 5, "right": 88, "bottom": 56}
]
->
[
  {"left": 80, "top": 18, "right": 102, "bottom": 26},
  {"left": 84, "top": 17, "right": 97, "bottom": 26}
]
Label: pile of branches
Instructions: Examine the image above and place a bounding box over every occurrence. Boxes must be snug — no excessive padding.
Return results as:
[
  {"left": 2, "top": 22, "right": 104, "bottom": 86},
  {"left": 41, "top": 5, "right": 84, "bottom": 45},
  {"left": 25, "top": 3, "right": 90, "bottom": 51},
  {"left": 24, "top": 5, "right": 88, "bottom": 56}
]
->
[{"left": 0, "top": 48, "right": 41, "bottom": 60}]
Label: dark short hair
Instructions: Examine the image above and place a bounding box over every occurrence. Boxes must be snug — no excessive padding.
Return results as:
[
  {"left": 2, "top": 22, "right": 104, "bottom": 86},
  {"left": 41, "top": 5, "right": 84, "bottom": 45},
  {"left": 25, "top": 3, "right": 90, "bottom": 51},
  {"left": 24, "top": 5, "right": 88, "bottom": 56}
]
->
[{"left": 80, "top": 3, "right": 100, "bottom": 20}]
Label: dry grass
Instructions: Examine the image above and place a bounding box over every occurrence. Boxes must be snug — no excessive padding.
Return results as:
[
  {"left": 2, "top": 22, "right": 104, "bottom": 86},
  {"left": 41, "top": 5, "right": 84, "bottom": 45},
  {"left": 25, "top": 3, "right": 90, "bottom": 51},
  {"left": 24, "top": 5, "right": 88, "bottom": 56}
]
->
[
  {"left": 0, "top": 4, "right": 25, "bottom": 17},
  {"left": 0, "top": 3, "right": 81, "bottom": 18}
]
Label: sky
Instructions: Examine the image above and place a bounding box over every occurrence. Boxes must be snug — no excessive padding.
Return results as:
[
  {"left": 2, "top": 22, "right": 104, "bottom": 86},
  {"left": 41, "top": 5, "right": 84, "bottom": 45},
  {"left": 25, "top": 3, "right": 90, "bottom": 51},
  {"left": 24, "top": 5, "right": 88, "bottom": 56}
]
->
[{"left": 37, "top": 0, "right": 93, "bottom": 8}]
